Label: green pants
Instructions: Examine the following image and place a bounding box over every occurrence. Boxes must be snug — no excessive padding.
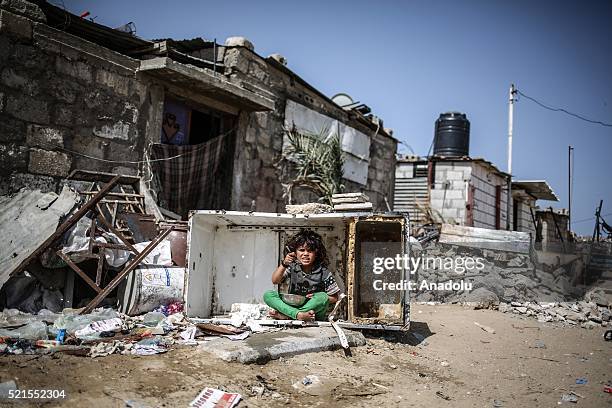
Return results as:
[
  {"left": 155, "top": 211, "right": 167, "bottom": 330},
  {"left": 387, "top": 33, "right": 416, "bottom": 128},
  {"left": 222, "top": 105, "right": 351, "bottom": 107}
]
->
[{"left": 263, "top": 290, "right": 329, "bottom": 321}]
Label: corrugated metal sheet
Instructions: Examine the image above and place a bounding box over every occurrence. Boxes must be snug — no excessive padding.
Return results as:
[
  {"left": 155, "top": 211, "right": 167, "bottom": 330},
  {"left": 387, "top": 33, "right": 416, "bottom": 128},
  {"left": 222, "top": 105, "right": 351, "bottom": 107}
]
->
[{"left": 393, "top": 175, "right": 429, "bottom": 226}]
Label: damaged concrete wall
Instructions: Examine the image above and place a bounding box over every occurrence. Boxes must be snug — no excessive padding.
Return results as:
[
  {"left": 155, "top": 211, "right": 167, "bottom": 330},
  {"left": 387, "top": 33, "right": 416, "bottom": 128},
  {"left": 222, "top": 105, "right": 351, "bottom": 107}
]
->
[
  {"left": 223, "top": 46, "right": 397, "bottom": 212},
  {"left": 0, "top": 3, "right": 154, "bottom": 194}
]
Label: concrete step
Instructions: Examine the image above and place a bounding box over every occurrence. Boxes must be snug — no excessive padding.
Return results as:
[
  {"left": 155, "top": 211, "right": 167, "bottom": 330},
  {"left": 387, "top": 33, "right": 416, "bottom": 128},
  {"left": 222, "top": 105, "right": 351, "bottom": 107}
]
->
[{"left": 197, "top": 326, "right": 365, "bottom": 364}]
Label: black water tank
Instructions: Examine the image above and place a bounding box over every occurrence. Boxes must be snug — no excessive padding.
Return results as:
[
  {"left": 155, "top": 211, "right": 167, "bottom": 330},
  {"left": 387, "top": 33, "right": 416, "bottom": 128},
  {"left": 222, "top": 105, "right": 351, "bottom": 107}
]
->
[{"left": 433, "top": 112, "right": 470, "bottom": 157}]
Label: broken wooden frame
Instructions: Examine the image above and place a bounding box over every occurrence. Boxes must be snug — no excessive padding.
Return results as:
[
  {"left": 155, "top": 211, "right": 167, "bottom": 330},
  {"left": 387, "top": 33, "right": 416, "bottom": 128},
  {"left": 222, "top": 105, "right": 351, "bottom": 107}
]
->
[{"left": 10, "top": 173, "right": 174, "bottom": 316}]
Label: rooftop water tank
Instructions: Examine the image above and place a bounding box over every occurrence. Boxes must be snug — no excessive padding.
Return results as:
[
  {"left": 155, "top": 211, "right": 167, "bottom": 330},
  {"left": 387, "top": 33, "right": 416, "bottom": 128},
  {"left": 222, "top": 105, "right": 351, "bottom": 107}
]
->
[{"left": 433, "top": 112, "right": 470, "bottom": 157}]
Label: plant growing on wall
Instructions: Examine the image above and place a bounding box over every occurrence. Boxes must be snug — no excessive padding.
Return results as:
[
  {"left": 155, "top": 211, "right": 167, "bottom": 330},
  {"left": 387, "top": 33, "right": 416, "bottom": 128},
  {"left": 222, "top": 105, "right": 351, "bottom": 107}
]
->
[{"left": 280, "top": 127, "right": 344, "bottom": 205}]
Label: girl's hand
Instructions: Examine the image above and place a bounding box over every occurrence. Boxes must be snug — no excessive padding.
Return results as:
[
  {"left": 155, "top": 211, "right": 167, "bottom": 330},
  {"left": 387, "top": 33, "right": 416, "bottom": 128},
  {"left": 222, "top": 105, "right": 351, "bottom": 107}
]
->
[
  {"left": 306, "top": 293, "right": 313, "bottom": 299},
  {"left": 283, "top": 252, "right": 296, "bottom": 266}
]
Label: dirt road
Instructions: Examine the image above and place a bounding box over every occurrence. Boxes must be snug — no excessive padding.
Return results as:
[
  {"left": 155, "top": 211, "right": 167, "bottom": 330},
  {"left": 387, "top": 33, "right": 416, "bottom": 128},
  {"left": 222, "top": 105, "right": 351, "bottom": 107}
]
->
[{"left": 1, "top": 304, "right": 610, "bottom": 407}]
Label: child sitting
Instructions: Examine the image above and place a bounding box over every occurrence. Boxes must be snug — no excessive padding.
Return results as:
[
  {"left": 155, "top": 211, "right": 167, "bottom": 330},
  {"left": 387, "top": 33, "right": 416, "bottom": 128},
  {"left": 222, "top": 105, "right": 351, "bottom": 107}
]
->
[{"left": 263, "top": 230, "right": 340, "bottom": 321}]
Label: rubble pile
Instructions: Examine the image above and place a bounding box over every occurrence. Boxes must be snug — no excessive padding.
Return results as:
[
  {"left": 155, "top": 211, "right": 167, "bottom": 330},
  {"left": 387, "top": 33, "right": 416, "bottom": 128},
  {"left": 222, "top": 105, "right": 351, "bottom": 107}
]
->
[
  {"left": 498, "top": 299, "right": 611, "bottom": 329},
  {"left": 412, "top": 243, "right": 585, "bottom": 305},
  {"left": 495, "top": 287, "right": 611, "bottom": 329}
]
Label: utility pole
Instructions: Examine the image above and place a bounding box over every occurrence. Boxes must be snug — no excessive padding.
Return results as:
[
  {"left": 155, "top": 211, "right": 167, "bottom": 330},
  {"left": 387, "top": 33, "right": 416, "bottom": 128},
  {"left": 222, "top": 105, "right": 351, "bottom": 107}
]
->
[
  {"left": 506, "top": 84, "right": 516, "bottom": 230},
  {"left": 568, "top": 145, "right": 574, "bottom": 232}
]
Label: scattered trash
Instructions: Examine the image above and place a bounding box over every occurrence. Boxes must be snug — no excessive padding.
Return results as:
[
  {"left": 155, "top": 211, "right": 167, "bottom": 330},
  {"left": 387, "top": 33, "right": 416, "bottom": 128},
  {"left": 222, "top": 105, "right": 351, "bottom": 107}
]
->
[
  {"left": 603, "top": 385, "right": 612, "bottom": 393},
  {"left": 575, "top": 377, "right": 587, "bottom": 385},
  {"left": 0, "top": 320, "right": 47, "bottom": 340},
  {"left": 75, "top": 317, "right": 122, "bottom": 338},
  {"left": 493, "top": 399, "right": 504, "bottom": 407},
  {"left": 222, "top": 331, "right": 250, "bottom": 341},
  {"left": 189, "top": 387, "right": 241, "bottom": 408},
  {"left": 435, "top": 391, "right": 451, "bottom": 400},
  {"left": 302, "top": 377, "right": 313, "bottom": 386},
  {"left": 389, "top": 363, "right": 398, "bottom": 369},
  {"left": 36, "top": 339, "right": 60, "bottom": 348},
  {"left": 534, "top": 340, "right": 546, "bottom": 349},
  {"left": 440, "top": 361, "right": 450, "bottom": 367},
  {"left": 560, "top": 393, "right": 578, "bottom": 403},
  {"left": 154, "top": 301, "right": 184, "bottom": 317},
  {"left": 604, "top": 330, "right": 612, "bottom": 341},
  {"left": 474, "top": 321, "right": 496, "bottom": 334},
  {"left": 90, "top": 341, "right": 122, "bottom": 358},
  {"left": 55, "top": 328, "right": 66, "bottom": 344}
]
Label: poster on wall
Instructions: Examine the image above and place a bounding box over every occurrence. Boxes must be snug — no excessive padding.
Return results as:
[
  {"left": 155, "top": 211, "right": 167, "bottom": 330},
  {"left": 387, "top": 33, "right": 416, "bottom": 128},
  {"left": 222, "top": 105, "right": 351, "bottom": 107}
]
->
[{"left": 161, "top": 99, "right": 190, "bottom": 145}]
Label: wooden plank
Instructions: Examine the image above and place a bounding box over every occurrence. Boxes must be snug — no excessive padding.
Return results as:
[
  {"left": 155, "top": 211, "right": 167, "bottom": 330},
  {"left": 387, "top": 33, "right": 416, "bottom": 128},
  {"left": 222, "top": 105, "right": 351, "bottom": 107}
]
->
[
  {"left": 80, "top": 191, "right": 145, "bottom": 199},
  {"left": 9, "top": 175, "right": 121, "bottom": 277},
  {"left": 439, "top": 224, "right": 531, "bottom": 254},
  {"left": 440, "top": 224, "right": 530, "bottom": 241},
  {"left": 57, "top": 251, "right": 101, "bottom": 293},
  {"left": 80, "top": 227, "right": 174, "bottom": 314}
]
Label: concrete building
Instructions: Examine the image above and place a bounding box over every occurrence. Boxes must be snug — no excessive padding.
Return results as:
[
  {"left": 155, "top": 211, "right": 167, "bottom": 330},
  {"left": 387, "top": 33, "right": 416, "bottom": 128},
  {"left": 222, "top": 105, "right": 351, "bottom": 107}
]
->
[
  {"left": 394, "top": 155, "right": 558, "bottom": 235},
  {"left": 0, "top": 1, "right": 397, "bottom": 216},
  {"left": 535, "top": 207, "right": 570, "bottom": 249}
]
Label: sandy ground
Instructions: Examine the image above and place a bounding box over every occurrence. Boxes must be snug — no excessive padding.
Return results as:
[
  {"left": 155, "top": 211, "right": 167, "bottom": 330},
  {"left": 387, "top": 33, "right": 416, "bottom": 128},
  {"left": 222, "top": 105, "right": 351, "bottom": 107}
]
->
[{"left": 1, "top": 304, "right": 610, "bottom": 408}]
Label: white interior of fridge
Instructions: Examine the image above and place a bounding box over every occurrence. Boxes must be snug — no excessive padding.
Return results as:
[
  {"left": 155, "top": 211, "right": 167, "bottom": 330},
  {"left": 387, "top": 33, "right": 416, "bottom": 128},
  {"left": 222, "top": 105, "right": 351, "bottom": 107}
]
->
[{"left": 186, "top": 211, "right": 355, "bottom": 317}]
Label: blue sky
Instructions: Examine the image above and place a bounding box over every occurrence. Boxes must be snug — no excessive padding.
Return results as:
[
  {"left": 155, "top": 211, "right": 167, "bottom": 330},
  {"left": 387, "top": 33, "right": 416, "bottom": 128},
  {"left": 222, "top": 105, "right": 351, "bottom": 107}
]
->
[{"left": 62, "top": 0, "right": 612, "bottom": 235}]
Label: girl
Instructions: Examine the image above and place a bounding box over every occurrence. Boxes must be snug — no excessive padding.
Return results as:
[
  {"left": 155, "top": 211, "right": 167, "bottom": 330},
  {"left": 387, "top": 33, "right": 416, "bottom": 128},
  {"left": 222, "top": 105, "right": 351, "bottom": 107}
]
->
[{"left": 263, "top": 230, "right": 340, "bottom": 321}]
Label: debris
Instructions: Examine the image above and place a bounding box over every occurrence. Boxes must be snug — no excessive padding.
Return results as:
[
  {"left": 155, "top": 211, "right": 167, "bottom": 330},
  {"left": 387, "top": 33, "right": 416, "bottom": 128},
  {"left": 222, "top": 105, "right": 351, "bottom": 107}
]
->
[
  {"left": 575, "top": 378, "right": 587, "bottom": 385},
  {"left": 0, "top": 320, "right": 47, "bottom": 340},
  {"left": 493, "top": 399, "right": 504, "bottom": 407},
  {"left": 604, "top": 330, "right": 612, "bottom": 341},
  {"left": 534, "top": 340, "right": 546, "bottom": 349},
  {"left": 474, "top": 321, "right": 496, "bottom": 334},
  {"left": 90, "top": 341, "right": 121, "bottom": 358},
  {"left": 75, "top": 317, "right": 122, "bottom": 338},
  {"left": 604, "top": 385, "right": 612, "bottom": 393},
  {"left": 560, "top": 393, "right": 578, "bottom": 403},
  {"left": 435, "top": 390, "right": 451, "bottom": 400},
  {"left": 189, "top": 387, "right": 241, "bottom": 408},
  {"left": 440, "top": 361, "right": 450, "bottom": 367}
]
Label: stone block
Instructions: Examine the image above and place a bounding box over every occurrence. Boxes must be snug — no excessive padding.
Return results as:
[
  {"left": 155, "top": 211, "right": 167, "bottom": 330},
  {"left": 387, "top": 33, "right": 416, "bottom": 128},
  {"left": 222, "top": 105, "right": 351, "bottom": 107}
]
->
[
  {"left": 1, "top": 0, "right": 46, "bottom": 22},
  {"left": 55, "top": 56, "right": 92, "bottom": 82},
  {"left": 5, "top": 94, "right": 49, "bottom": 124},
  {"left": 1, "top": 67, "right": 26, "bottom": 89},
  {"left": 26, "top": 124, "right": 64, "bottom": 148},
  {"left": 28, "top": 148, "right": 71, "bottom": 177},
  {"left": 96, "top": 69, "right": 130, "bottom": 96},
  {"left": 92, "top": 121, "right": 130, "bottom": 141},
  {"left": 445, "top": 170, "right": 463, "bottom": 181},
  {"left": 0, "top": 10, "right": 32, "bottom": 39},
  {"left": 0, "top": 142, "right": 27, "bottom": 171},
  {"left": 52, "top": 105, "right": 73, "bottom": 127},
  {"left": 0, "top": 115, "right": 25, "bottom": 142},
  {"left": 444, "top": 189, "right": 464, "bottom": 200},
  {"left": 11, "top": 43, "right": 50, "bottom": 69}
]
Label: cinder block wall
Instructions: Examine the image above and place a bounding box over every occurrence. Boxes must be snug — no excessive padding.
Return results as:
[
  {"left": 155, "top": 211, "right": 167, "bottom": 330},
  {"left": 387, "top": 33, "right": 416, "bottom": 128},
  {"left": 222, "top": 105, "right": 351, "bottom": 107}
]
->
[
  {"left": 223, "top": 47, "right": 398, "bottom": 212},
  {"left": 0, "top": 4, "right": 153, "bottom": 194},
  {"left": 430, "top": 161, "right": 472, "bottom": 224}
]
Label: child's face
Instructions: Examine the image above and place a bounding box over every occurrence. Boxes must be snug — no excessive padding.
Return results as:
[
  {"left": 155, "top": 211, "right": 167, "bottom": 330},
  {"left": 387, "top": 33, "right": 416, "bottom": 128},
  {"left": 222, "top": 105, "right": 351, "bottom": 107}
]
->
[{"left": 296, "top": 245, "right": 316, "bottom": 267}]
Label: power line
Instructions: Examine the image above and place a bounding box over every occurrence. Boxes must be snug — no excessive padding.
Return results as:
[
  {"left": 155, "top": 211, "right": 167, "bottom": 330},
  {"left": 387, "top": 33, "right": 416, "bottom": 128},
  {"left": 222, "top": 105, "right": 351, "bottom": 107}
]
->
[
  {"left": 516, "top": 89, "right": 612, "bottom": 128},
  {"left": 571, "top": 212, "right": 612, "bottom": 225}
]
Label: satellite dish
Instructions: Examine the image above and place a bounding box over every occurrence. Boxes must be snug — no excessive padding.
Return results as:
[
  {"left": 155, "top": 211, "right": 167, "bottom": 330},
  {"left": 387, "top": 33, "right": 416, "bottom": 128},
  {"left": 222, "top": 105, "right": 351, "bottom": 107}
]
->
[{"left": 331, "top": 93, "right": 354, "bottom": 108}]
